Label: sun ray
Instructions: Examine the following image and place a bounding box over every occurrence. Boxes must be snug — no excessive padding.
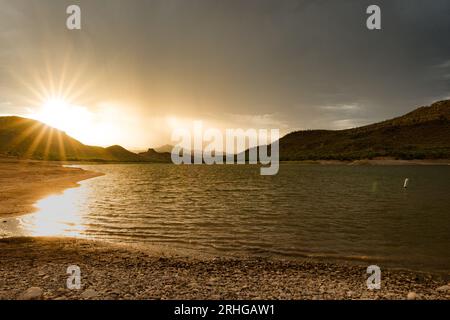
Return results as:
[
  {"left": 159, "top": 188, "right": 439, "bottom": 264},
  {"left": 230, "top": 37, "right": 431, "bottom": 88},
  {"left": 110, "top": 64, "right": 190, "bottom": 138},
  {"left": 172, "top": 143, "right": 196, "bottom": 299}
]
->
[
  {"left": 7, "top": 121, "right": 44, "bottom": 150},
  {"left": 44, "top": 55, "right": 57, "bottom": 99},
  {"left": 32, "top": 70, "right": 52, "bottom": 102},
  {"left": 57, "top": 50, "right": 71, "bottom": 99},
  {"left": 66, "top": 132, "right": 81, "bottom": 159},
  {"left": 24, "top": 125, "right": 48, "bottom": 159},
  {"left": 43, "top": 127, "right": 55, "bottom": 160},
  {"left": 58, "top": 62, "right": 87, "bottom": 104},
  {"left": 9, "top": 71, "right": 47, "bottom": 105},
  {"left": 56, "top": 130, "right": 67, "bottom": 161},
  {"left": 64, "top": 76, "right": 96, "bottom": 105}
]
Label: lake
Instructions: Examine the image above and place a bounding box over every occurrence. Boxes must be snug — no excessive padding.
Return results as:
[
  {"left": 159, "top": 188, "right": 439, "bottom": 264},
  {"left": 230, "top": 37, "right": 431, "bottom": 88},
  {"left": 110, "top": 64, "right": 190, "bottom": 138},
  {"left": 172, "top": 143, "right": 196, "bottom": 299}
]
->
[{"left": 4, "top": 164, "right": 450, "bottom": 273}]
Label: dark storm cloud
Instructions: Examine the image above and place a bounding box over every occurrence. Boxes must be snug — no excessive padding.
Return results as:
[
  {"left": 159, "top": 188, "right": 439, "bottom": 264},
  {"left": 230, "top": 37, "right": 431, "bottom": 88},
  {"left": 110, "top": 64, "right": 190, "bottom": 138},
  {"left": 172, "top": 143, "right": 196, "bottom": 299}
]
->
[{"left": 0, "top": 0, "right": 449, "bottom": 133}]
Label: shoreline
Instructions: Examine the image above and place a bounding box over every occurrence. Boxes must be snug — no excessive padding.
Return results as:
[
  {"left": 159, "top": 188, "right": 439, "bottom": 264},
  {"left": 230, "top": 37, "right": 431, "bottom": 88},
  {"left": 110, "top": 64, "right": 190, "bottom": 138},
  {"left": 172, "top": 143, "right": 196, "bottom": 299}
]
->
[
  {"left": 0, "top": 159, "right": 103, "bottom": 217},
  {"left": 281, "top": 159, "right": 450, "bottom": 166},
  {"left": 2, "top": 157, "right": 449, "bottom": 168},
  {"left": 69, "top": 159, "right": 450, "bottom": 166},
  {"left": 0, "top": 237, "right": 449, "bottom": 300}
]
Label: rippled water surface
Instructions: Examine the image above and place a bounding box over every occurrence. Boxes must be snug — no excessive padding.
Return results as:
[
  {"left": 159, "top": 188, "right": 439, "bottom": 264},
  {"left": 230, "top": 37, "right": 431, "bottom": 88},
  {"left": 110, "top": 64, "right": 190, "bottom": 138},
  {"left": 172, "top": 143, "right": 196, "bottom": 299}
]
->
[{"left": 4, "top": 164, "right": 450, "bottom": 272}]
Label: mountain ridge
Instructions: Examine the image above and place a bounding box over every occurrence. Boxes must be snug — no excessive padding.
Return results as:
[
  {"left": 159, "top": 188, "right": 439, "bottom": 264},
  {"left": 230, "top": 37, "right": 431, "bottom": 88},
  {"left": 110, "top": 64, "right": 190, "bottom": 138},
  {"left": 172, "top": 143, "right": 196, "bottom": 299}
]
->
[
  {"left": 279, "top": 100, "right": 450, "bottom": 160},
  {"left": 0, "top": 116, "right": 160, "bottom": 162},
  {"left": 1, "top": 100, "right": 449, "bottom": 162}
]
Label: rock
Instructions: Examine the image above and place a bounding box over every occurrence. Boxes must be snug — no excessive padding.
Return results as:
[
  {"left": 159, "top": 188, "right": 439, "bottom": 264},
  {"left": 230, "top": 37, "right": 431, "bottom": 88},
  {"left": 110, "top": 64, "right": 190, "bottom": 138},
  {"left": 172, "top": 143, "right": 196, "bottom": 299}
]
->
[
  {"left": 19, "top": 287, "right": 43, "bottom": 300},
  {"left": 0, "top": 291, "right": 8, "bottom": 300},
  {"left": 81, "top": 289, "right": 98, "bottom": 299},
  {"left": 407, "top": 292, "right": 417, "bottom": 300},
  {"left": 108, "top": 289, "right": 121, "bottom": 296},
  {"left": 436, "top": 285, "right": 450, "bottom": 292}
]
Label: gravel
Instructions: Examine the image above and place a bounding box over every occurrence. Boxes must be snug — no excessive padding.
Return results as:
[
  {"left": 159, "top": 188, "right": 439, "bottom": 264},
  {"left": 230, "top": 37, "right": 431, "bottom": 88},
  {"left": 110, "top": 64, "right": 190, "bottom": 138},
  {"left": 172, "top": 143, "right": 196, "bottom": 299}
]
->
[{"left": 1, "top": 237, "right": 449, "bottom": 300}]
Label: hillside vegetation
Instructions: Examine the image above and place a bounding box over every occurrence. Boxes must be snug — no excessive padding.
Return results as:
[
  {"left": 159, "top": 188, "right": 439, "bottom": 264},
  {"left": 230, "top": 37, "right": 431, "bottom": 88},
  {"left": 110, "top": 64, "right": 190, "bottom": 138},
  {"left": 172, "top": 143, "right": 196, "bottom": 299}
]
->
[{"left": 279, "top": 100, "right": 450, "bottom": 160}]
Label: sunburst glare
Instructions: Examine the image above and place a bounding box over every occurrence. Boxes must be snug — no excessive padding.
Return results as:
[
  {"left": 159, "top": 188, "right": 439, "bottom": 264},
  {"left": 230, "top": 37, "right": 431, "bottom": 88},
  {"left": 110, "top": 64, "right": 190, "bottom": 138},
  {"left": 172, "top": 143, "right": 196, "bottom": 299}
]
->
[{"left": 31, "top": 97, "right": 93, "bottom": 137}]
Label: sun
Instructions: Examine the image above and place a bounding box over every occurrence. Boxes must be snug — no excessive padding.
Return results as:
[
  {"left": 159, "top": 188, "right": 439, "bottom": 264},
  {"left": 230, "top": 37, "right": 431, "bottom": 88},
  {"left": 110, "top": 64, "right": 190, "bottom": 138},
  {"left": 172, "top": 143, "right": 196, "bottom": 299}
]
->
[
  {"left": 37, "top": 98, "right": 93, "bottom": 132},
  {"left": 28, "top": 97, "right": 130, "bottom": 147},
  {"left": 29, "top": 97, "right": 97, "bottom": 143}
]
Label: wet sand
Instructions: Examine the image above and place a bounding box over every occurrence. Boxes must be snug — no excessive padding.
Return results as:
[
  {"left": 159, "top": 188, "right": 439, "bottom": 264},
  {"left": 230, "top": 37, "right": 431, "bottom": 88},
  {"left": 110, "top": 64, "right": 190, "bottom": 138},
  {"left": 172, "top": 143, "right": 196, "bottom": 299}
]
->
[
  {"left": 0, "top": 237, "right": 449, "bottom": 300},
  {"left": 0, "top": 159, "right": 102, "bottom": 217}
]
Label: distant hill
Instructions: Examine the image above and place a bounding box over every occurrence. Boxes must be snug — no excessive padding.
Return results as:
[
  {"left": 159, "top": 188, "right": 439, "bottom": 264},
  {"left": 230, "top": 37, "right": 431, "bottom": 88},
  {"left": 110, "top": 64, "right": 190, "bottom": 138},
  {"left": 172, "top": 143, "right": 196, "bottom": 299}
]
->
[
  {"left": 138, "top": 148, "right": 172, "bottom": 162},
  {"left": 0, "top": 116, "right": 165, "bottom": 162},
  {"left": 153, "top": 144, "right": 175, "bottom": 153},
  {"left": 279, "top": 100, "right": 450, "bottom": 160}
]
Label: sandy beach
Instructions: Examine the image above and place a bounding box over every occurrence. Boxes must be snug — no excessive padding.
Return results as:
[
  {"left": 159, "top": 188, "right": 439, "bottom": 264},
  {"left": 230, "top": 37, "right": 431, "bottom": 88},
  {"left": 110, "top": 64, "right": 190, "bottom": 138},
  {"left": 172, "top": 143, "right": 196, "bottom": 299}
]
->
[{"left": 0, "top": 158, "right": 102, "bottom": 217}]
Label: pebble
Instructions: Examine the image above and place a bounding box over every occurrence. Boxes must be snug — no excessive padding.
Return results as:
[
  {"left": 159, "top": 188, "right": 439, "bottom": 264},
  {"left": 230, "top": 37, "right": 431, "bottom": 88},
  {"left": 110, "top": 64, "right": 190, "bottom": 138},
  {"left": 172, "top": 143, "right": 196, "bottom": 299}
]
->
[
  {"left": 2, "top": 238, "right": 449, "bottom": 300},
  {"left": 81, "top": 289, "right": 98, "bottom": 299},
  {"left": 436, "top": 285, "right": 450, "bottom": 292},
  {"left": 19, "top": 287, "right": 43, "bottom": 300},
  {"left": 407, "top": 292, "right": 417, "bottom": 300}
]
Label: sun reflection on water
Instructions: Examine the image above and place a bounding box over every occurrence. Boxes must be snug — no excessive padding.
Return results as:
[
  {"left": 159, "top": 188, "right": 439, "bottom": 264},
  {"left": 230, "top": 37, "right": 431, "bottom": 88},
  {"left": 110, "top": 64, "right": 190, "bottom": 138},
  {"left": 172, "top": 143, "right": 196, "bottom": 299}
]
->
[{"left": 19, "top": 182, "right": 89, "bottom": 237}]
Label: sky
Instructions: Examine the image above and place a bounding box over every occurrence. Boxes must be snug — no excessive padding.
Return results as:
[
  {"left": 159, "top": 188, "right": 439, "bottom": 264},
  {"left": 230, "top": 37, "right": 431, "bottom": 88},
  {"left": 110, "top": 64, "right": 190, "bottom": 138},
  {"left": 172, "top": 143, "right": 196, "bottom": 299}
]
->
[{"left": 0, "top": 0, "right": 449, "bottom": 149}]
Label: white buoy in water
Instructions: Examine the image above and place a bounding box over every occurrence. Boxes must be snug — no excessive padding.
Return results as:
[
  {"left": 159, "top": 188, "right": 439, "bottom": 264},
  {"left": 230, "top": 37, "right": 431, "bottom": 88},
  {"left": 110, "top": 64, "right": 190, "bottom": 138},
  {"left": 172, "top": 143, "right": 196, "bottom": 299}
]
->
[{"left": 403, "top": 178, "right": 409, "bottom": 188}]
